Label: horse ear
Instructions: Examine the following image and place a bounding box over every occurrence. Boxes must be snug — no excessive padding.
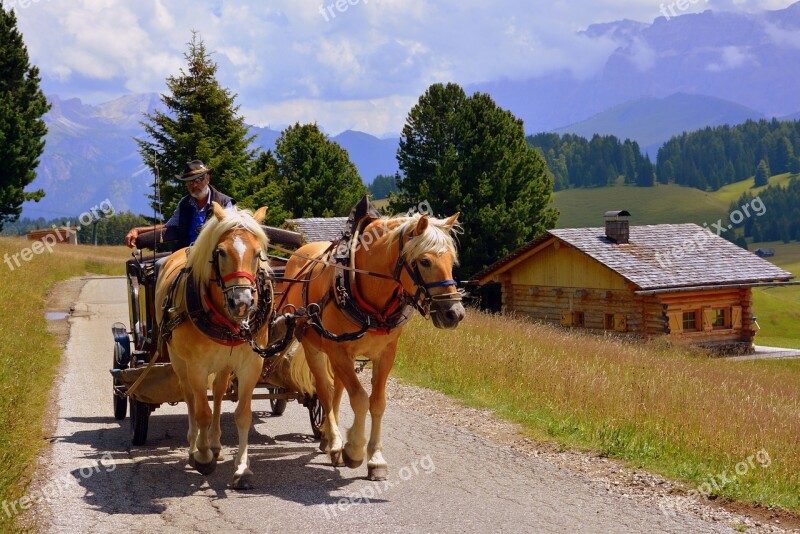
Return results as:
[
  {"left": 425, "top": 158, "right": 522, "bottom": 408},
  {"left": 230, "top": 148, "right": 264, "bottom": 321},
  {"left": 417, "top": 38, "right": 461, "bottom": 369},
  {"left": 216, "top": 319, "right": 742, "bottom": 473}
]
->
[
  {"left": 444, "top": 212, "right": 460, "bottom": 231},
  {"left": 253, "top": 206, "right": 268, "bottom": 224},
  {"left": 416, "top": 213, "right": 429, "bottom": 234},
  {"left": 212, "top": 201, "right": 226, "bottom": 221}
]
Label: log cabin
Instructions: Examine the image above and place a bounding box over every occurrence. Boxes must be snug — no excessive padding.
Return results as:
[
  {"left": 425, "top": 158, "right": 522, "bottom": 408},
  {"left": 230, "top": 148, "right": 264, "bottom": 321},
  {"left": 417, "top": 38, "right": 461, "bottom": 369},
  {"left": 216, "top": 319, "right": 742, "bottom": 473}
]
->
[
  {"left": 473, "top": 212, "right": 794, "bottom": 352},
  {"left": 26, "top": 227, "right": 80, "bottom": 245}
]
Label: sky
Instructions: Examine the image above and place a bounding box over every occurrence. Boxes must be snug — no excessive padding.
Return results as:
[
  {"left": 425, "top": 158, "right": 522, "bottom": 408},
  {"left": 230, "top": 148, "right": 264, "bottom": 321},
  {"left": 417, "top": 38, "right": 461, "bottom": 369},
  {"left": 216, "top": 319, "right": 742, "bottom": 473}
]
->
[{"left": 7, "top": 0, "right": 798, "bottom": 136}]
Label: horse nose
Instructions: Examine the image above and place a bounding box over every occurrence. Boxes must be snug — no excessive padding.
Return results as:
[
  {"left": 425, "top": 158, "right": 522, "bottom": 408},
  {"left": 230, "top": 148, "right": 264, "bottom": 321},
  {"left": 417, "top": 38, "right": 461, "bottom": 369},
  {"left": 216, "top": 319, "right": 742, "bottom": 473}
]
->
[
  {"left": 228, "top": 287, "right": 254, "bottom": 316},
  {"left": 445, "top": 304, "right": 465, "bottom": 324}
]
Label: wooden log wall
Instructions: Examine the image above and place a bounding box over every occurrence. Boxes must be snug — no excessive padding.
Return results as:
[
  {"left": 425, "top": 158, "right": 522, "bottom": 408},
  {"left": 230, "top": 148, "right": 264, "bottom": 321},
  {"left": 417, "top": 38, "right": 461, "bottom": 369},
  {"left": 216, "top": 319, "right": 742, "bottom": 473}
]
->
[
  {"left": 506, "top": 284, "right": 640, "bottom": 332},
  {"left": 657, "top": 287, "right": 753, "bottom": 346}
]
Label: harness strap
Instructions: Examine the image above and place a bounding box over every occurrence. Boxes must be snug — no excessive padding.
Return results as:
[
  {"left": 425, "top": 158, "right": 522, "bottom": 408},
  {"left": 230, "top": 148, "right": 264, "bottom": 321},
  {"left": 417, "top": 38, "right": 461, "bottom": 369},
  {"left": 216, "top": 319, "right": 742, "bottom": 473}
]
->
[{"left": 203, "top": 293, "right": 241, "bottom": 335}]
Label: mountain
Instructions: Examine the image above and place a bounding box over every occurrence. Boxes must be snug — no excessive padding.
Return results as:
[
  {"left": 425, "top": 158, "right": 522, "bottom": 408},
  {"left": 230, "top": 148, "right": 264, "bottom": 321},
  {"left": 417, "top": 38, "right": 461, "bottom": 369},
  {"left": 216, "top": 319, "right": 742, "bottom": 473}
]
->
[
  {"left": 470, "top": 3, "right": 800, "bottom": 134},
  {"left": 25, "top": 94, "right": 160, "bottom": 220},
  {"left": 330, "top": 130, "right": 398, "bottom": 183},
  {"left": 555, "top": 93, "right": 765, "bottom": 156},
  {"left": 23, "top": 96, "right": 400, "bottom": 218}
]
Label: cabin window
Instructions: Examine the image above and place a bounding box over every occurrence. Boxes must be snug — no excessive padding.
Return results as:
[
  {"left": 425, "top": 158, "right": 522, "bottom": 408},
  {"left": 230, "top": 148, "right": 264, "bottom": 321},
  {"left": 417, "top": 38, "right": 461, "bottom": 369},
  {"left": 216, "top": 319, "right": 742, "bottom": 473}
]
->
[
  {"left": 574, "top": 311, "right": 585, "bottom": 327},
  {"left": 682, "top": 311, "right": 697, "bottom": 331},
  {"left": 604, "top": 313, "right": 614, "bottom": 330},
  {"left": 712, "top": 308, "right": 727, "bottom": 329}
]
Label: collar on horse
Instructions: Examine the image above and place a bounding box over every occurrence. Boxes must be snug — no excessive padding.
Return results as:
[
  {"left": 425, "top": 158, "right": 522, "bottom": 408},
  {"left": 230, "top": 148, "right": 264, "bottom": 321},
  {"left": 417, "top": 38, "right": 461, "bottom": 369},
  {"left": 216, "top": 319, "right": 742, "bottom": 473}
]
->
[{"left": 160, "top": 249, "right": 294, "bottom": 358}]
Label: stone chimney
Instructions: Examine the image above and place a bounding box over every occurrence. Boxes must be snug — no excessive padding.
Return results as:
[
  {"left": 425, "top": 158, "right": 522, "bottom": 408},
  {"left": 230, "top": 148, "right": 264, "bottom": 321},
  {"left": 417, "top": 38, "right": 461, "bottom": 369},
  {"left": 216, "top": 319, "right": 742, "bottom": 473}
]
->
[{"left": 604, "top": 210, "right": 631, "bottom": 244}]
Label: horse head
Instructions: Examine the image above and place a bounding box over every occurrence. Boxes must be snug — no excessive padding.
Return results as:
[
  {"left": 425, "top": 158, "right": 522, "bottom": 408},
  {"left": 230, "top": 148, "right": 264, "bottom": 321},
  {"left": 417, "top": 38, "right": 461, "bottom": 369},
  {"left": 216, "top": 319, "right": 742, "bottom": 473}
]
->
[
  {"left": 189, "top": 202, "right": 271, "bottom": 328},
  {"left": 394, "top": 212, "right": 466, "bottom": 329}
]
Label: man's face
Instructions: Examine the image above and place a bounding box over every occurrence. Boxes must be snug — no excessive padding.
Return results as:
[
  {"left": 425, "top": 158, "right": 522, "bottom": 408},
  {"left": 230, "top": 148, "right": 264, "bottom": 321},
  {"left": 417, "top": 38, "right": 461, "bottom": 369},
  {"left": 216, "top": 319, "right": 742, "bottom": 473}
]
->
[{"left": 187, "top": 173, "right": 210, "bottom": 200}]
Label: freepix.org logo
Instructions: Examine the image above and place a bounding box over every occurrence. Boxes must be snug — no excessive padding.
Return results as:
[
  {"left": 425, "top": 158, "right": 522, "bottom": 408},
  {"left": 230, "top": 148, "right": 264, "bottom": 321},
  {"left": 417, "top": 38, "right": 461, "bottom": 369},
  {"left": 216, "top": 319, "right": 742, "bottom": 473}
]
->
[
  {"left": 4, "top": 0, "right": 52, "bottom": 10},
  {"left": 3, "top": 199, "right": 114, "bottom": 272}
]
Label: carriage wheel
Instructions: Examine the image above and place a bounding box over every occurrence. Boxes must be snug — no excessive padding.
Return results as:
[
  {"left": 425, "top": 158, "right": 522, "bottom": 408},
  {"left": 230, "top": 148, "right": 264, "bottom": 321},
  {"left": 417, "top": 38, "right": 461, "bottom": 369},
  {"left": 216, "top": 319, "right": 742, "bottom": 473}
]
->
[
  {"left": 268, "top": 387, "right": 288, "bottom": 415},
  {"left": 112, "top": 335, "right": 130, "bottom": 421},
  {"left": 130, "top": 398, "right": 150, "bottom": 446},
  {"left": 307, "top": 395, "right": 324, "bottom": 440}
]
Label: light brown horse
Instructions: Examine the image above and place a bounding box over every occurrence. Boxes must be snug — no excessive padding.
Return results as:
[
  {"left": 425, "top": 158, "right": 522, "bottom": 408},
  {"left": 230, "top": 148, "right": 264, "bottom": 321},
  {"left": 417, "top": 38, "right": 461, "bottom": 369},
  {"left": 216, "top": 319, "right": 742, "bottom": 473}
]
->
[
  {"left": 155, "top": 202, "right": 276, "bottom": 489},
  {"left": 280, "top": 209, "right": 465, "bottom": 480}
]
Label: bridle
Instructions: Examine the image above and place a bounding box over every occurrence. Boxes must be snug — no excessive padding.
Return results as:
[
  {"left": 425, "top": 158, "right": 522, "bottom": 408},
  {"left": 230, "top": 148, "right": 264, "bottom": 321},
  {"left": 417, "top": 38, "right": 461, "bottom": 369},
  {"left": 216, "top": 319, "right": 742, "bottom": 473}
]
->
[
  {"left": 210, "top": 247, "right": 261, "bottom": 310},
  {"left": 391, "top": 223, "right": 462, "bottom": 318}
]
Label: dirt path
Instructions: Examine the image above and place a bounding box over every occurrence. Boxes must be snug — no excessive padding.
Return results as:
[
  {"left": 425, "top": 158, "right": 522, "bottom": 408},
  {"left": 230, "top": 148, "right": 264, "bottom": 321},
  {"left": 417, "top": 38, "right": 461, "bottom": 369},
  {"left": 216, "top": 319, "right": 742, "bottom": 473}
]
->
[{"left": 22, "top": 276, "right": 796, "bottom": 533}]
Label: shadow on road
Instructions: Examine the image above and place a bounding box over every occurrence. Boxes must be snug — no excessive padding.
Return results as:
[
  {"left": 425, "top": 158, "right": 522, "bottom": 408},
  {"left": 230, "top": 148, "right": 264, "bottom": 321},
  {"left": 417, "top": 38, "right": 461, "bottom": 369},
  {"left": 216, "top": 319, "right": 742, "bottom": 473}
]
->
[{"left": 56, "top": 410, "right": 386, "bottom": 517}]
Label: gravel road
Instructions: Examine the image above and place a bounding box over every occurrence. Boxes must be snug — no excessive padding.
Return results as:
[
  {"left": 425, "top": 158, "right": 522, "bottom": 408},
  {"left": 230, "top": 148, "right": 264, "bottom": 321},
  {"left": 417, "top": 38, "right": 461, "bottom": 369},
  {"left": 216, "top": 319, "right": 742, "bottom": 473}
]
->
[{"left": 24, "top": 276, "right": 775, "bottom": 533}]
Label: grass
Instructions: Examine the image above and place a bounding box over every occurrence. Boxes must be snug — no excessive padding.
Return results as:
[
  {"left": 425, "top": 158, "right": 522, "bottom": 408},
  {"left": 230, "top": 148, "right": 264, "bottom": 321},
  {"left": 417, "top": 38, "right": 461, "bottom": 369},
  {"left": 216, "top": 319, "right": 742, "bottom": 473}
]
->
[
  {"left": 394, "top": 311, "right": 800, "bottom": 512},
  {"left": 748, "top": 240, "right": 800, "bottom": 349},
  {"left": 714, "top": 172, "right": 795, "bottom": 205},
  {"left": 552, "top": 182, "right": 730, "bottom": 228},
  {"left": 0, "top": 237, "right": 128, "bottom": 533},
  {"left": 553, "top": 173, "right": 797, "bottom": 229}
]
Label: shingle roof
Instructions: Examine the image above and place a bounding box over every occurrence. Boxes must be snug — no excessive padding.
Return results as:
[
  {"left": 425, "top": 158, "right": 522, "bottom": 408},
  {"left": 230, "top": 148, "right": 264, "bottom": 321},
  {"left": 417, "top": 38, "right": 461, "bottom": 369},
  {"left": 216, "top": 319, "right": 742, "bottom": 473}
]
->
[
  {"left": 475, "top": 223, "right": 794, "bottom": 290},
  {"left": 284, "top": 217, "right": 348, "bottom": 244}
]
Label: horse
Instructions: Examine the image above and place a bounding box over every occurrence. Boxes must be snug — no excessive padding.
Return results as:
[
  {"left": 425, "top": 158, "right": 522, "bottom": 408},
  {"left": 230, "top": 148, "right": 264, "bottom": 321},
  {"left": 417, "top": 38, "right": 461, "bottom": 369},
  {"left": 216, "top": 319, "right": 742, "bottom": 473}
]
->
[
  {"left": 155, "top": 202, "right": 286, "bottom": 489},
  {"left": 279, "top": 200, "right": 465, "bottom": 480}
]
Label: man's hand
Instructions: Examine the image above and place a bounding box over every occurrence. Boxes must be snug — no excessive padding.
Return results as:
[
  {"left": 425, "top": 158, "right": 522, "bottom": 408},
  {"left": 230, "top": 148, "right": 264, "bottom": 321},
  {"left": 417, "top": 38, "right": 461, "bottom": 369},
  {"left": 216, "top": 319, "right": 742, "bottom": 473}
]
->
[{"left": 125, "top": 229, "right": 139, "bottom": 248}]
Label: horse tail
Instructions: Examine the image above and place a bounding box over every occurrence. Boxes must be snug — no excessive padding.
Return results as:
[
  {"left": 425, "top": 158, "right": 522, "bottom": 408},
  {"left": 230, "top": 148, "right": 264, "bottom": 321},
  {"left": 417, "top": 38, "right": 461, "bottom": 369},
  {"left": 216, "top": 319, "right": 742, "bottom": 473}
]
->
[{"left": 288, "top": 342, "right": 333, "bottom": 395}]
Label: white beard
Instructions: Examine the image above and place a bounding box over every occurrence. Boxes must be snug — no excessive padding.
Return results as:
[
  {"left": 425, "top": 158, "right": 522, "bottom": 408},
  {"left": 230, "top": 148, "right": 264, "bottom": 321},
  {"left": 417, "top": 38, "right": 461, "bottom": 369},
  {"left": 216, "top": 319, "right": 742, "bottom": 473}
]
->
[{"left": 189, "top": 185, "right": 209, "bottom": 200}]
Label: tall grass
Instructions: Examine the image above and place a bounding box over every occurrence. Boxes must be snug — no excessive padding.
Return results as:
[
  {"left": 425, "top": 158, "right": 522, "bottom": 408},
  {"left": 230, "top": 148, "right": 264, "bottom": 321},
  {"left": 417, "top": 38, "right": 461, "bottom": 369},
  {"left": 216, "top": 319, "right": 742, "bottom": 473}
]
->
[
  {"left": 394, "top": 310, "right": 800, "bottom": 511},
  {"left": 0, "top": 237, "right": 127, "bottom": 533}
]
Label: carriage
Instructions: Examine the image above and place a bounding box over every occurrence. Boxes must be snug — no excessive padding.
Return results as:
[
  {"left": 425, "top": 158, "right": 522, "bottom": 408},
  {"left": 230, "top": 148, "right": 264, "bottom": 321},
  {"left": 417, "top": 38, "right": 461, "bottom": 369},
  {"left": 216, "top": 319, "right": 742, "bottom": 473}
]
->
[
  {"left": 110, "top": 222, "right": 324, "bottom": 446},
  {"left": 109, "top": 197, "right": 464, "bottom": 487}
]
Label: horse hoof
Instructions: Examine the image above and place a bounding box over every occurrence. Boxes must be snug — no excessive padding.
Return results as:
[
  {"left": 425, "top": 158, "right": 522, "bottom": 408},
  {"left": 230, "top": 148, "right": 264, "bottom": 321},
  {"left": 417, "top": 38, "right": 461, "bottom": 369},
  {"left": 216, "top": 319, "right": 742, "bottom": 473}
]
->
[
  {"left": 330, "top": 449, "right": 345, "bottom": 467},
  {"left": 319, "top": 437, "right": 328, "bottom": 453},
  {"left": 342, "top": 449, "right": 363, "bottom": 469},
  {"left": 211, "top": 448, "right": 224, "bottom": 461},
  {"left": 231, "top": 475, "right": 252, "bottom": 491},
  {"left": 368, "top": 465, "right": 388, "bottom": 481},
  {"left": 189, "top": 454, "right": 217, "bottom": 476}
]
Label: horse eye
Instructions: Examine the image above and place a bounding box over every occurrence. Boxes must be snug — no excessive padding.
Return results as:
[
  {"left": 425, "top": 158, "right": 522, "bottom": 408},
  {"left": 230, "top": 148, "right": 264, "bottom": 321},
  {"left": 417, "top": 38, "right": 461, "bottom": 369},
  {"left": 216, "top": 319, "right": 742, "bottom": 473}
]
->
[
  {"left": 216, "top": 248, "right": 226, "bottom": 258},
  {"left": 418, "top": 258, "right": 432, "bottom": 268}
]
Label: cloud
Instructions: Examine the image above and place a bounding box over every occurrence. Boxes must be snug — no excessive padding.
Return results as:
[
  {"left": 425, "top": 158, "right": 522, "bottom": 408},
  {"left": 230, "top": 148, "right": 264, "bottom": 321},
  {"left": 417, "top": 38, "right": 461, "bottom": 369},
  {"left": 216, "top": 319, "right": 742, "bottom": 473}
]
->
[
  {"left": 242, "top": 94, "right": 418, "bottom": 137},
  {"left": 706, "top": 45, "right": 756, "bottom": 71},
  {"left": 10, "top": 0, "right": 800, "bottom": 135}
]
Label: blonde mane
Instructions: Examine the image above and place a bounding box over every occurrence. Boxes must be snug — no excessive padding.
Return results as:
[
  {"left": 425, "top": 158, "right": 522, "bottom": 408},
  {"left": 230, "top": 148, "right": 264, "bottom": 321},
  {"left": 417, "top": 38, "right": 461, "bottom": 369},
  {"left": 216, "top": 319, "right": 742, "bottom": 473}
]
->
[
  {"left": 186, "top": 205, "right": 271, "bottom": 285},
  {"left": 382, "top": 212, "right": 460, "bottom": 264}
]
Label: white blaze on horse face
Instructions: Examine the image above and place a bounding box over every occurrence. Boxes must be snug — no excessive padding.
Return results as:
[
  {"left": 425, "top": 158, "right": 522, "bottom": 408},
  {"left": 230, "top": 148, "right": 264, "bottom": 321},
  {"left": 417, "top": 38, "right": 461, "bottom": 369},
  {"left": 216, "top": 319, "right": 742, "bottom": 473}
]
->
[{"left": 233, "top": 235, "right": 247, "bottom": 266}]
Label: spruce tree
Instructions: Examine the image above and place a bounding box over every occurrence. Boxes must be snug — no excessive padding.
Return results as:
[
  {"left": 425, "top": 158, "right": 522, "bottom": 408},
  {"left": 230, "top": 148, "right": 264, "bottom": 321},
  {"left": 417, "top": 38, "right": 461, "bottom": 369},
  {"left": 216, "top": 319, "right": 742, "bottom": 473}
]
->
[
  {"left": 0, "top": 4, "right": 50, "bottom": 230},
  {"left": 754, "top": 159, "right": 770, "bottom": 187},
  {"left": 392, "top": 83, "right": 558, "bottom": 279},
  {"left": 274, "top": 123, "right": 366, "bottom": 218},
  {"left": 136, "top": 32, "right": 257, "bottom": 217}
]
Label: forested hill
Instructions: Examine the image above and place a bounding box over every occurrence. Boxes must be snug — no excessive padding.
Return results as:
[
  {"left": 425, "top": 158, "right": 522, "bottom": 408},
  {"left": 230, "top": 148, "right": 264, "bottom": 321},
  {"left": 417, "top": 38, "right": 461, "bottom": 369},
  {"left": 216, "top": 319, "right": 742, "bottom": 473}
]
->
[
  {"left": 734, "top": 177, "right": 800, "bottom": 245},
  {"left": 656, "top": 119, "right": 800, "bottom": 190},
  {"left": 526, "top": 133, "right": 654, "bottom": 191}
]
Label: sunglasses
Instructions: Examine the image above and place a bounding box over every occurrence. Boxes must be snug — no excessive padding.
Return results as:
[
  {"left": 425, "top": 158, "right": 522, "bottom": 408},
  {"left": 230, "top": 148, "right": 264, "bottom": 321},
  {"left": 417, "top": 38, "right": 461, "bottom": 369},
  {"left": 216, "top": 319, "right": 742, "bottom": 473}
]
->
[{"left": 187, "top": 173, "right": 208, "bottom": 185}]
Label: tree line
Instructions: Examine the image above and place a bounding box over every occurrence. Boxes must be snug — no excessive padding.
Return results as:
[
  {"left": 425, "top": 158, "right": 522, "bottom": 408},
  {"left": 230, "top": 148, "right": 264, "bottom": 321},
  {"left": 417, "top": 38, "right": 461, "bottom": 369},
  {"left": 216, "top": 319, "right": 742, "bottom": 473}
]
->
[
  {"left": 656, "top": 119, "right": 800, "bottom": 190},
  {"left": 526, "top": 133, "right": 655, "bottom": 190},
  {"left": 1, "top": 211, "right": 151, "bottom": 245},
  {"left": 733, "top": 178, "right": 800, "bottom": 244}
]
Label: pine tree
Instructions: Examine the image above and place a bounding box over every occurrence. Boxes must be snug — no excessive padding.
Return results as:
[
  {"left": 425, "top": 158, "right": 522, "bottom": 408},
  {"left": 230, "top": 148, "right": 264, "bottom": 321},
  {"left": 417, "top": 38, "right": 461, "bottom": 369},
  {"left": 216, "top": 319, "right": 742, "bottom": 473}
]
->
[
  {"left": 777, "top": 137, "right": 794, "bottom": 174},
  {"left": 754, "top": 159, "right": 770, "bottom": 187},
  {"left": 367, "top": 174, "right": 398, "bottom": 200},
  {"left": 0, "top": 5, "right": 50, "bottom": 230},
  {"left": 274, "top": 123, "right": 366, "bottom": 218},
  {"left": 135, "top": 32, "right": 257, "bottom": 217},
  {"left": 392, "top": 83, "right": 558, "bottom": 279}
]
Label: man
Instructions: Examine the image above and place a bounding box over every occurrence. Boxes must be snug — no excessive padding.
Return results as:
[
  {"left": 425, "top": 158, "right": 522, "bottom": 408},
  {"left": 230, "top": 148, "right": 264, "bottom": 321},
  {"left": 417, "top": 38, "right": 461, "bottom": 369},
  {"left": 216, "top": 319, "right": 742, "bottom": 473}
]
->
[{"left": 125, "top": 160, "right": 234, "bottom": 249}]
